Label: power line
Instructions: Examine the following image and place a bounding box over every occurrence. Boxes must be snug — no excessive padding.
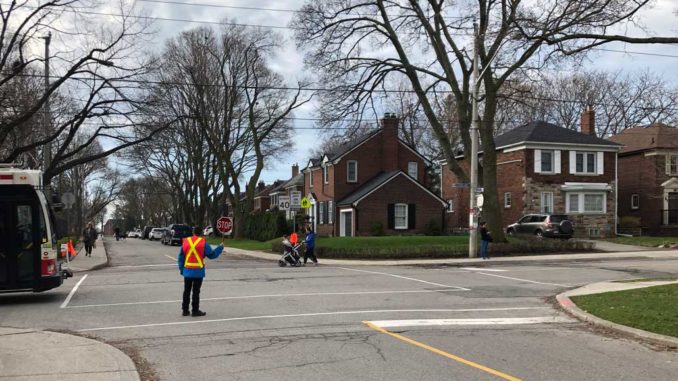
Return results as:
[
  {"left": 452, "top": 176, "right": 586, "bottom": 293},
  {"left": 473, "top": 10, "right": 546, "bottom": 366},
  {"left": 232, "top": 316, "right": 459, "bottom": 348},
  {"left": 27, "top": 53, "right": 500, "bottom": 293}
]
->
[{"left": 590, "top": 47, "right": 678, "bottom": 59}]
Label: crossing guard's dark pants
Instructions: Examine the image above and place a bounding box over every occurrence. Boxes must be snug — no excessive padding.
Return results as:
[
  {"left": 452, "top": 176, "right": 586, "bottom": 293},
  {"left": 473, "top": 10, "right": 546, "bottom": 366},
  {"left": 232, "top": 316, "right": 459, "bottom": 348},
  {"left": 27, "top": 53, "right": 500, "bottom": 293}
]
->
[{"left": 182, "top": 277, "right": 203, "bottom": 312}]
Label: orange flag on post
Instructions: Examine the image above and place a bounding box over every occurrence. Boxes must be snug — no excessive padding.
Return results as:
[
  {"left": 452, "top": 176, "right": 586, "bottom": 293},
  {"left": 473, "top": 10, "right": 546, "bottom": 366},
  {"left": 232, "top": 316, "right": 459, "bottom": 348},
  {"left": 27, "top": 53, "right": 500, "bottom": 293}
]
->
[{"left": 67, "top": 240, "right": 77, "bottom": 258}]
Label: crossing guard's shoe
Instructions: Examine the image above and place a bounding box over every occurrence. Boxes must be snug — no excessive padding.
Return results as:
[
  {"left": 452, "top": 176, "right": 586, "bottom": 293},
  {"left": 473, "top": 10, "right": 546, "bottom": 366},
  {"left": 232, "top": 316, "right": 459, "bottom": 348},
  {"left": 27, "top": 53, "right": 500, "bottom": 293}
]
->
[
  {"left": 192, "top": 310, "right": 207, "bottom": 317},
  {"left": 182, "top": 310, "right": 190, "bottom": 316}
]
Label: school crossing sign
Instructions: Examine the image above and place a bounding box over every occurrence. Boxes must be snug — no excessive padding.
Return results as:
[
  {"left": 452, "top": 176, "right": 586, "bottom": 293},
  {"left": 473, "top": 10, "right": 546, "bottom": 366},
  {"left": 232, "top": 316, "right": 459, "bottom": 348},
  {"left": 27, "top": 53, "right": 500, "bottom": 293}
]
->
[{"left": 300, "top": 196, "right": 311, "bottom": 209}]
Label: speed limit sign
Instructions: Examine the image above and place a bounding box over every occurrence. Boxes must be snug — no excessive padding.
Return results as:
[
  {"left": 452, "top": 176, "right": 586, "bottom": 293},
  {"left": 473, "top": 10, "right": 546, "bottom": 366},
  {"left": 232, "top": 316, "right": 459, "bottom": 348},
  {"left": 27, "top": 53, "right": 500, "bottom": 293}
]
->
[{"left": 216, "top": 216, "right": 233, "bottom": 235}]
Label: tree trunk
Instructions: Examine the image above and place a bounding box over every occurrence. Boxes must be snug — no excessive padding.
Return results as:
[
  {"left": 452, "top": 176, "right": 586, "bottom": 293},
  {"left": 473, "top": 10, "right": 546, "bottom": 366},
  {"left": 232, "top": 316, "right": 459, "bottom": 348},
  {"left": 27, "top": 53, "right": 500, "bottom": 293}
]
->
[{"left": 480, "top": 91, "right": 507, "bottom": 243}]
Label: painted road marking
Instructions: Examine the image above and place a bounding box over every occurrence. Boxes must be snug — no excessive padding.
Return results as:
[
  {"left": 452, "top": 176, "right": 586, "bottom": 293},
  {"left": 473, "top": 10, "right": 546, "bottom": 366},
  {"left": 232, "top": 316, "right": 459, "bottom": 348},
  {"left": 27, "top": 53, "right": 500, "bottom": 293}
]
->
[
  {"left": 475, "top": 272, "right": 570, "bottom": 287},
  {"left": 363, "top": 321, "right": 522, "bottom": 381},
  {"left": 366, "top": 316, "right": 573, "bottom": 328},
  {"left": 60, "top": 274, "right": 88, "bottom": 309},
  {"left": 460, "top": 267, "right": 507, "bottom": 272},
  {"left": 337, "top": 267, "right": 471, "bottom": 290},
  {"left": 113, "top": 264, "right": 176, "bottom": 268},
  {"left": 164, "top": 254, "right": 176, "bottom": 261},
  {"left": 67, "top": 288, "right": 469, "bottom": 309},
  {"left": 77, "top": 307, "right": 548, "bottom": 332}
]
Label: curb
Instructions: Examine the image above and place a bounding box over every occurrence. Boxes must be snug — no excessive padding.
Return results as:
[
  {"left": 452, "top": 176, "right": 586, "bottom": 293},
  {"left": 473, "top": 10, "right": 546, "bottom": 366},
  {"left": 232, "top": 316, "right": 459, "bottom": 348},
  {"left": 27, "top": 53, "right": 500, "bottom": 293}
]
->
[{"left": 556, "top": 292, "right": 678, "bottom": 349}]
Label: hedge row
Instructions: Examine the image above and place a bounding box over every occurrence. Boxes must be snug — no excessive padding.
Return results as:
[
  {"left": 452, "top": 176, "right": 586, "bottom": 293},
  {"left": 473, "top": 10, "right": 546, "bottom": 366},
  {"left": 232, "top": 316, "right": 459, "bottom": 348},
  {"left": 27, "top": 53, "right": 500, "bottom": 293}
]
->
[
  {"left": 270, "top": 237, "right": 595, "bottom": 260},
  {"left": 242, "top": 211, "right": 289, "bottom": 242}
]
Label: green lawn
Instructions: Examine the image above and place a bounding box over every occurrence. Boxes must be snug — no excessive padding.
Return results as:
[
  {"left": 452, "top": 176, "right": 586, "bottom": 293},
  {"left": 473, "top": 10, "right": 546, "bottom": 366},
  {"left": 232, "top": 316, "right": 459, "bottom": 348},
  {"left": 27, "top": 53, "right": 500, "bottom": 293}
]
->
[
  {"left": 606, "top": 236, "right": 678, "bottom": 247},
  {"left": 316, "top": 235, "right": 469, "bottom": 249},
  {"left": 572, "top": 284, "right": 678, "bottom": 338},
  {"left": 205, "top": 237, "right": 274, "bottom": 251}
]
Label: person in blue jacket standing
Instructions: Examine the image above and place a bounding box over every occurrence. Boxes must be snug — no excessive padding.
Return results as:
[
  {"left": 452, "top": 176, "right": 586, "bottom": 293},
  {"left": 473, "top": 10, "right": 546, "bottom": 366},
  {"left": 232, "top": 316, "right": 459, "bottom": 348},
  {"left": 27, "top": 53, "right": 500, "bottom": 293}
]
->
[
  {"left": 303, "top": 226, "right": 318, "bottom": 265},
  {"left": 178, "top": 226, "right": 223, "bottom": 317}
]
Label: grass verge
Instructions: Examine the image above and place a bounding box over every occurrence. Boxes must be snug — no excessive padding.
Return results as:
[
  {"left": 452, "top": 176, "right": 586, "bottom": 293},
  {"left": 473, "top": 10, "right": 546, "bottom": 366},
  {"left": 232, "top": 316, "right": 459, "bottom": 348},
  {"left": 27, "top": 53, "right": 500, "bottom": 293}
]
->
[
  {"left": 572, "top": 284, "right": 678, "bottom": 338},
  {"left": 605, "top": 236, "right": 678, "bottom": 247}
]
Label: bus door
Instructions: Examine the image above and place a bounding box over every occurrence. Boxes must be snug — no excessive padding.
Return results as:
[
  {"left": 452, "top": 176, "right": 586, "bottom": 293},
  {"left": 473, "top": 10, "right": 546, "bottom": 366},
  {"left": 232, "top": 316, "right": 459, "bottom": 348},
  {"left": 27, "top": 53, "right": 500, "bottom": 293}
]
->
[{"left": 0, "top": 200, "right": 40, "bottom": 291}]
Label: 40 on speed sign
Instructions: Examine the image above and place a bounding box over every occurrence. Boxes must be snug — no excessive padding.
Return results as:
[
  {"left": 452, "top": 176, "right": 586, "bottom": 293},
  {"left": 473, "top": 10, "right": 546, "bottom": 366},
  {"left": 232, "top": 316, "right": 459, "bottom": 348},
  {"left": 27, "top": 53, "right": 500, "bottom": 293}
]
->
[{"left": 216, "top": 216, "right": 233, "bottom": 235}]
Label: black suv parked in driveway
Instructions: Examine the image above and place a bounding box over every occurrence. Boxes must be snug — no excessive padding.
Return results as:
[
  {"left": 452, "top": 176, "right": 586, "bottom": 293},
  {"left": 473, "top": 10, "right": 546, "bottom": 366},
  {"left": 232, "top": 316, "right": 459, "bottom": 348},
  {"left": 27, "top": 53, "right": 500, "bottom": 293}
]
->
[
  {"left": 506, "top": 214, "right": 574, "bottom": 239},
  {"left": 162, "top": 224, "right": 192, "bottom": 246}
]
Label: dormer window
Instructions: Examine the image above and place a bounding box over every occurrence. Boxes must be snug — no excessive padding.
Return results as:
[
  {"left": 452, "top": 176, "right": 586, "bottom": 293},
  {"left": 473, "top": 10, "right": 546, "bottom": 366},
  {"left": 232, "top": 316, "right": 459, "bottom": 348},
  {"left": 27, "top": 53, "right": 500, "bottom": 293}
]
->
[
  {"left": 309, "top": 170, "right": 314, "bottom": 187},
  {"left": 347, "top": 160, "right": 357, "bottom": 183},
  {"left": 407, "top": 162, "right": 418, "bottom": 179},
  {"left": 323, "top": 165, "right": 329, "bottom": 184}
]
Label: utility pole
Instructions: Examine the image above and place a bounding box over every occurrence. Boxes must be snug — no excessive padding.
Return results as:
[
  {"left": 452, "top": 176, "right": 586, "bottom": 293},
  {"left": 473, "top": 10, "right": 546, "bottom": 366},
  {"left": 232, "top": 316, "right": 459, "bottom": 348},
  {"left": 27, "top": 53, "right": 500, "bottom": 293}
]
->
[
  {"left": 468, "top": 23, "right": 480, "bottom": 258},
  {"left": 41, "top": 32, "right": 52, "bottom": 177}
]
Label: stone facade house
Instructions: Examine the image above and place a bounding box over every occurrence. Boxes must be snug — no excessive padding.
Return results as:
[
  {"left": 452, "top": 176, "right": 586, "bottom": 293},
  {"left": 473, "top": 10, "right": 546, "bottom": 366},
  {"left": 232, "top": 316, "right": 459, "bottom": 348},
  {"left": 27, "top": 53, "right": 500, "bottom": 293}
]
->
[
  {"left": 302, "top": 114, "right": 447, "bottom": 236},
  {"left": 441, "top": 108, "right": 622, "bottom": 237},
  {"left": 608, "top": 124, "right": 678, "bottom": 235}
]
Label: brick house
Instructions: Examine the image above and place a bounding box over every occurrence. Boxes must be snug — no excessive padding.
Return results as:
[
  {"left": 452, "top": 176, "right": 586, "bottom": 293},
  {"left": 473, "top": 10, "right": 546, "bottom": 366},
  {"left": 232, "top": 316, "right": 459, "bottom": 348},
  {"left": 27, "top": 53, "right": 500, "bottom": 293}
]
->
[
  {"left": 608, "top": 123, "right": 678, "bottom": 235},
  {"left": 252, "top": 180, "right": 284, "bottom": 212},
  {"left": 302, "top": 114, "right": 447, "bottom": 236},
  {"left": 441, "top": 107, "right": 622, "bottom": 237}
]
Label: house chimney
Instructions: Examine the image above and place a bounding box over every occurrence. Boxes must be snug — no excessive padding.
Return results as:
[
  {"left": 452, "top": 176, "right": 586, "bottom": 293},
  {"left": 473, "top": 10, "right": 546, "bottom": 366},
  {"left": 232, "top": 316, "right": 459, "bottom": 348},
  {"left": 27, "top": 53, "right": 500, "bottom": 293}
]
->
[
  {"left": 292, "top": 163, "right": 299, "bottom": 178},
  {"left": 381, "top": 113, "right": 399, "bottom": 171},
  {"left": 257, "top": 181, "right": 265, "bottom": 192},
  {"left": 581, "top": 105, "right": 595, "bottom": 136}
]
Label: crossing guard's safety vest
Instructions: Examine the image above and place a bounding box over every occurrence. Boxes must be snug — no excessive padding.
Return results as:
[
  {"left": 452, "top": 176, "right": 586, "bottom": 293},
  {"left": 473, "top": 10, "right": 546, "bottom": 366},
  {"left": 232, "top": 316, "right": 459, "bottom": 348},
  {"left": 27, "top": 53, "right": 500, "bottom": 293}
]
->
[{"left": 182, "top": 236, "right": 206, "bottom": 269}]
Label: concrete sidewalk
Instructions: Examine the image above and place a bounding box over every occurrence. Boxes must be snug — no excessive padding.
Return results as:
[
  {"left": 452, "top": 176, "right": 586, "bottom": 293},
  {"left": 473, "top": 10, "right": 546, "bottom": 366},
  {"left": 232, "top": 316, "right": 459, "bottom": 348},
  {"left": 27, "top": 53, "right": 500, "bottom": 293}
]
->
[
  {"left": 0, "top": 327, "right": 139, "bottom": 381},
  {"left": 67, "top": 236, "right": 109, "bottom": 272},
  {"left": 224, "top": 246, "right": 678, "bottom": 266},
  {"left": 558, "top": 280, "right": 678, "bottom": 349},
  {"left": 0, "top": 237, "right": 140, "bottom": 381}
]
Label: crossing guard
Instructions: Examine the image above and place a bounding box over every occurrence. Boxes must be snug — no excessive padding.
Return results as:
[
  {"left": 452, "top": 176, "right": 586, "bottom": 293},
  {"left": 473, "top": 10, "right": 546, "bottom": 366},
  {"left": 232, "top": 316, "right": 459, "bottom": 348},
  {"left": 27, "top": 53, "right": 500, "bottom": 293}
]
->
[{"left": 178, "top": 226, "right": 224, "bottom": 317}]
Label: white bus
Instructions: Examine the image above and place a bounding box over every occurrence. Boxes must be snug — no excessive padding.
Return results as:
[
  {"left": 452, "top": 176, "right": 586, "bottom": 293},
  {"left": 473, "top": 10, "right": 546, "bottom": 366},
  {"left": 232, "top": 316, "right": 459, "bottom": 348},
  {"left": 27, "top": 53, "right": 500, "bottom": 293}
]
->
[{"left": 0, "top": 167, "right": 71, "bottom": 292}]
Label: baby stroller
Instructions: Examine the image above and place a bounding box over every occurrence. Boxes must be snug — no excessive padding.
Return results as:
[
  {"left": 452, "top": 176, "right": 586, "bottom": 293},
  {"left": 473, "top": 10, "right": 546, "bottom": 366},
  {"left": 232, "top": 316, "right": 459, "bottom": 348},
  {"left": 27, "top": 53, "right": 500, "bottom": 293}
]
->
[{"left": 279, "top": 241, "right": 303, "bottom": 267}]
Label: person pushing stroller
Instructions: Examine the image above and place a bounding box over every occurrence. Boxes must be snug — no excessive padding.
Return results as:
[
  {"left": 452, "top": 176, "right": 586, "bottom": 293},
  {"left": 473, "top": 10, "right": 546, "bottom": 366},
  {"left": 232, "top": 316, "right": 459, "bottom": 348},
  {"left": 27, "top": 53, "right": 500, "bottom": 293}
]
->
[{"left": 279, "top": 233, "right": 302, "bottom": 267}]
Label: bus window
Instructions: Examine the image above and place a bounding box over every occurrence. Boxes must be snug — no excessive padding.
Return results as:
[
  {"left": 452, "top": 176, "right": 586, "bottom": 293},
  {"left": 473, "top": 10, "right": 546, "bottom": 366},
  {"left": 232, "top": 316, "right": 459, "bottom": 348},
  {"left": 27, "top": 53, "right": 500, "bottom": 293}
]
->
[
  {"left": 38, "top": 204, "right": 48, "bottom": 243},
  {"left": 16, "top": 204, "right": 35, "bottom": 281}
]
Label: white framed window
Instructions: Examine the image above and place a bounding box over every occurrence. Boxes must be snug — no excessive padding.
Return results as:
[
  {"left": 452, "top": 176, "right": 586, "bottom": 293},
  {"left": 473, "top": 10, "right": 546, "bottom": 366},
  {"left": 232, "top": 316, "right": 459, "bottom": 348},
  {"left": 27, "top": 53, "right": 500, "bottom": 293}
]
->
[
  {"left": 447, "top": 199, "right": 454, "bottom": 213},
  {"left": 394, "top": 203, "right": 408, "bottom": 230},
  {"left": 328, "top": 201, "right": 334, "bottom": 224},
  {"left": 575, "top": 152, "right": 596, "bottom": 174},
  {"left": 309, "top": 170, "right": 314, "bottom": 187},
  {"left": 318, "top": 202, "right": 325, "bottom": 224},
  {"left": 408, "top": 161, "right": 418, "bottom": 179},
  {"left": 271, "top": 194, "right": 278, "bottom": 208},
  {"left": 666, "top": 155, "right": 678, "bottom": 175},
  {"left": 566, "top": 192, "right": 606, "bottom": 213},
  {"left": 631, "top": 194, "right": 639, "bottom": 210},
  {"left": 504, "top": 192, "right": 512, "bottom": 208},
  {"left": 347, "top": 160, "right": 358, "bottom": 182},
  {"left": 323, "top": 166, "right": 329, "bottom": 184},
  {"left": 540, "top": 192, "right": 553, "bottom": 214},
  {"left": 534, "top": 149, "right": 560, "bottom": 174}
]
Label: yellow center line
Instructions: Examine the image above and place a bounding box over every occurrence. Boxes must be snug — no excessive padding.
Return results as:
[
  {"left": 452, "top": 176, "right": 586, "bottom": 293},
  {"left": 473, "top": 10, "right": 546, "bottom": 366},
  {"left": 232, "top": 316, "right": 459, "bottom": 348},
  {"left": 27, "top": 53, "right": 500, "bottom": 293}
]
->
[{"left": 363, "top": 321, "right": 522, "bottom": 381}]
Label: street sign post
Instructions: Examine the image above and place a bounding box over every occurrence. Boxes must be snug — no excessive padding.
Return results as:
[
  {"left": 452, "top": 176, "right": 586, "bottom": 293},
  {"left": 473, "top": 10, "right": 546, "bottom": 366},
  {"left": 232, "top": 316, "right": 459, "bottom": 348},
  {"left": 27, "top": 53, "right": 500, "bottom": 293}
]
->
[
  {"left": 278, "top": 196, "right": 290, "bottom": 210},
  {"left": 216, "top": 216, "right": 233, "bottom": 235}
]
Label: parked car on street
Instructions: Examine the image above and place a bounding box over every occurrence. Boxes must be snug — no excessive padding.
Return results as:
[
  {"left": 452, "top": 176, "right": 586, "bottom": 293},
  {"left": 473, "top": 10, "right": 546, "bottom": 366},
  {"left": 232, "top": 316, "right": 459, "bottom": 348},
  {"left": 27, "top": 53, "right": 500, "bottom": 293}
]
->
[
  {"left": 131, "top": 229, "right": 142, "bottom": 238},
  {"left": 162, "top": 224, "right": 192, "bottom": 246},
  {"left": 149, "top": 228, "right": 167, "bottom": 241},
  {"left": 141, "top": 226, "right": 155, "bottom": 240},
  {"left": 506, "top": 214, "right": 574, "bottom": 239},
  {"left": 203, "top": 226, "right": 214, "bottom": 236}
]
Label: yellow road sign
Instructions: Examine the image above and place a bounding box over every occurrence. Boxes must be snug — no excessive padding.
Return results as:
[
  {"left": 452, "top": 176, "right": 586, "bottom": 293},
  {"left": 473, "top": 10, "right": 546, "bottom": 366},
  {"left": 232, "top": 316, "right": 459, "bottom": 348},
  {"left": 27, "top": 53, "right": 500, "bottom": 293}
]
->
[{"left": 300, "top": 197, "right": 311, "bottom": 209}]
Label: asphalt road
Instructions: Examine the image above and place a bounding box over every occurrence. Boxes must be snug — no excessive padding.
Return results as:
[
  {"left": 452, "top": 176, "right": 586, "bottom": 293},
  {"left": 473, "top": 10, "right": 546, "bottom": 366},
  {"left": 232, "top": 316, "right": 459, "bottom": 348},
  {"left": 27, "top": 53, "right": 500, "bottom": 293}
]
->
[{"left": 2, "top": 238, "right": 678, "bottom": 381}]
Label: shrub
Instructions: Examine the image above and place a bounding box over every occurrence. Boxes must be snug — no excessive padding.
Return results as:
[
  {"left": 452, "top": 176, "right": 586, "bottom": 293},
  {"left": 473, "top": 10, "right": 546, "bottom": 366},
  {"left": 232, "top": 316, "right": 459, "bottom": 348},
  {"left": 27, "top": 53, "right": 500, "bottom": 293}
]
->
[
  {"left": 619, "top": 216, "right": 641, "bottom": 228},
  {"left": 369, "top": 221, "right": 385, "bottom": 236},
  {"left": 424, "top": 219, "right": 442, "bottom": 236},
  {"left": 243, "top": 211, "right": 288, "bottom": 241}
]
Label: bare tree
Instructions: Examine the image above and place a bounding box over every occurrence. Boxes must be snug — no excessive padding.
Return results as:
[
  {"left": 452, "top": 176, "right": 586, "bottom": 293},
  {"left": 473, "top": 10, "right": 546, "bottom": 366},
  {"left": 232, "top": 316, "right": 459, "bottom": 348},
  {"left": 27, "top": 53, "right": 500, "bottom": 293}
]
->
[
  {"left": 0, "top": 0, "right": 168, "bottom": 184},
  {"left": 292, "top": 0, "right": 678, "bottom": 241}
]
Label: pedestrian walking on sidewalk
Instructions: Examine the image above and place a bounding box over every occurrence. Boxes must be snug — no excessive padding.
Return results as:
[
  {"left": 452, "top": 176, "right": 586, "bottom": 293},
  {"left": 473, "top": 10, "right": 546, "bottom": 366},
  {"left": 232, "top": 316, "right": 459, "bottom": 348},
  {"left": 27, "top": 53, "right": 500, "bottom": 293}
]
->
[
  {"left": 82, "top": 222, "right": 98, "bottom": 257},
  {"left": 303, "top": 227, "right": 318, "bottom": 265},
  {"left": 178, "top": 226, "right": 224, "bottom": 317},
  {"left": 479, "top": 221, "right": 492, "bottom": 260}
]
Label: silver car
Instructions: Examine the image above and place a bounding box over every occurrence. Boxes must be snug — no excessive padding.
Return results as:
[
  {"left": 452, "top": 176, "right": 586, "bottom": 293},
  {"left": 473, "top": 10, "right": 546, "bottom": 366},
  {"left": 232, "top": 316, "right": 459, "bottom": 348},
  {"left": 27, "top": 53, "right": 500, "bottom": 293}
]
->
[{"left": 149, "top": 228, "right": 167, "bottom": 241}]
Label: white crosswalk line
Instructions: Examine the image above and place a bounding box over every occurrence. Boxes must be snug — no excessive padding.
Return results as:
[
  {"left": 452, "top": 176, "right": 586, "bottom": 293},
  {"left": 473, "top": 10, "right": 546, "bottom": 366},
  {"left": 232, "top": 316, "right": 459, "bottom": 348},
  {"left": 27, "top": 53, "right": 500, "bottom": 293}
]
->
[{"left": 367, "top": 316, "right": 574, "bottom": 328}]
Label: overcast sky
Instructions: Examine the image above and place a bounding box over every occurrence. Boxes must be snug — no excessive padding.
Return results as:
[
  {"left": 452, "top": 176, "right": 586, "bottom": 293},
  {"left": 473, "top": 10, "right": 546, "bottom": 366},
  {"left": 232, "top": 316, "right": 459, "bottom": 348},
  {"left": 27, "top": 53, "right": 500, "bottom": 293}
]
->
[{"left": 132, "top": 0, "right": 678, "bottom": 185}]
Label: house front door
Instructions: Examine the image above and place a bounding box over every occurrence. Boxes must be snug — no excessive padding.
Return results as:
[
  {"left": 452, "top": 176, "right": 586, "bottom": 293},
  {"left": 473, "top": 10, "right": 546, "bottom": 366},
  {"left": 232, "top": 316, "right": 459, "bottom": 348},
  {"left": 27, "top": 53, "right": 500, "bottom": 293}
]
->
[
  {"left": 668, "top": 193, "right": 678, "bottom": 224},
  {"left": 340, "top": 210, "right": 353, "bottom": 237}
]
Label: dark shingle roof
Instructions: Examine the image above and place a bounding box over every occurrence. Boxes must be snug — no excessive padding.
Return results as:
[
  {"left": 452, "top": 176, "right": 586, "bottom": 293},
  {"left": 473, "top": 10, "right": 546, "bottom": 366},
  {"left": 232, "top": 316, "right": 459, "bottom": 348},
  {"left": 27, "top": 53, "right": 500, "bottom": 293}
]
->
[
  {"left": 608, "top": 123, "right": 678, "bottom": 154},
  {"left": 283, "top": 173, "right": 304, "bottom": 189},
  {"left": 326, "top": 129, "right": 381, "bottom": 161},
  {"left": 494, "top": 121, "right": 621, "bottom": 148},
  {"left": 336, "top": 171, "right": 401, "bottom": 206}
]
